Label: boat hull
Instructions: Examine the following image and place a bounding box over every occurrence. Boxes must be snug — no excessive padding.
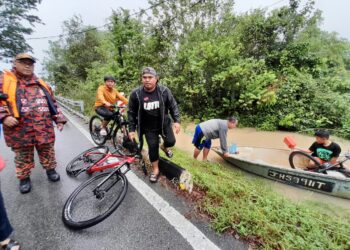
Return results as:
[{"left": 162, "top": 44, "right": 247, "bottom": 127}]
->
[{"left": 213, "top": 148, "right": 350, "bottom": 199}]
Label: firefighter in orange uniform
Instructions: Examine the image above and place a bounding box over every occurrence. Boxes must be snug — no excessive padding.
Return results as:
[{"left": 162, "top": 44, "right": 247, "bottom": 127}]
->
[{"left": 0, "top": 53, "right": 67, "bottom": 194}]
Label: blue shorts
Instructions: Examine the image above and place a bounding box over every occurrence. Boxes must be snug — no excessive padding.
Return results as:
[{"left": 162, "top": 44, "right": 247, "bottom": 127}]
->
[{"left": 192, "top": 125, "right": 211, "bottom": 150}]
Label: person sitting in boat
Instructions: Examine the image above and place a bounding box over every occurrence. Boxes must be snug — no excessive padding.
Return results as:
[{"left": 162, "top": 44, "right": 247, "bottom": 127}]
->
[
  {"left": 308, "top": 130, "right": 341, "bottom": 169},
  {"left": 192, "top": 117, "right": 237, "bottom": 161}
]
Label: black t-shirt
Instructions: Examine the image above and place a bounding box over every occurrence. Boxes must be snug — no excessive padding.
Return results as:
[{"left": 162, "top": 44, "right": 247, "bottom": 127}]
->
[
  {"left": 309, "top": 142, "right": 341, "bottom": 161},
  {"left": 141, "top": 88, "right": 161, "bottom": 130}
]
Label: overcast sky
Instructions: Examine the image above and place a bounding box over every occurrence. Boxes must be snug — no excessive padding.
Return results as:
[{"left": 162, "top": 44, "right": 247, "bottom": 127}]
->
[{"left": 1, "top": 0, "right": 349, "bottom": 74}]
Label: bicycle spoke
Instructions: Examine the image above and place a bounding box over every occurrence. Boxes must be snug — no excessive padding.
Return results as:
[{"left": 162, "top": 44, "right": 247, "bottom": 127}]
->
[{"left": 67, "top": 173, "right": 126, "bottom": 223}]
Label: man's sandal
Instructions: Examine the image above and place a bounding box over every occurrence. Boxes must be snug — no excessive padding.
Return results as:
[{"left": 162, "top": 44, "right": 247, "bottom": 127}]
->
[
  {"left": 1, "top": 239, "right": 20, "bottom": 250},
  {"left": 160, "top": 145, "right": 173, "bottom": 158},
  {"left": 149, "top": 173, "right": 159, "bottom": 183}
]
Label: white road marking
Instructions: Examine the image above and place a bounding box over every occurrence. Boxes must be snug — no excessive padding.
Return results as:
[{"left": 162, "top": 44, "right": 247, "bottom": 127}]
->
[{"left": 64, "top": 111, "right": 221, "bottom": 250}]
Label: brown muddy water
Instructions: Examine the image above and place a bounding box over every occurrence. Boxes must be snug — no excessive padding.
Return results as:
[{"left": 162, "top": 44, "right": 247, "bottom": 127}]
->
[{"left": 175, "top": 125, "right": 350, "bottom": 211}]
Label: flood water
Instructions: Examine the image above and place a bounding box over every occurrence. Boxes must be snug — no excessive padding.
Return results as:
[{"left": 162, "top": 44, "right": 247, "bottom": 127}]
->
[{"left": 176, "top": 125, "right": 350, "bottom": 211}]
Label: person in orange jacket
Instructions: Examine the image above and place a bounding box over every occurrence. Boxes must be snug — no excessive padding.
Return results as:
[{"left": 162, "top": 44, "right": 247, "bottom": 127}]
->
[
  {"left": 94, "top": 76, "right": 128, "bottom": 136},
  {"left": 0, "top": 53, "right": 67, "bottom": 194}
]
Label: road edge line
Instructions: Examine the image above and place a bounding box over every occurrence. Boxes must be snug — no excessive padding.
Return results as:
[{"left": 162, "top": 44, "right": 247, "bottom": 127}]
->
[{"left": 64, "top": 111, "right": 221, "bottom": 250}]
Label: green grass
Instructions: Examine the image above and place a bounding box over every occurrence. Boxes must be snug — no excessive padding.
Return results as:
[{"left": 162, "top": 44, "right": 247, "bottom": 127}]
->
[{"left": 169, "top": 148, "right": 350, "bottom": 249}]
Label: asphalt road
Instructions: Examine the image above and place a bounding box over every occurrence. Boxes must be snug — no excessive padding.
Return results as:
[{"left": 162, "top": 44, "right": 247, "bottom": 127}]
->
[{"left": 0, "top": 113, "right": 246, "bottom": 250}]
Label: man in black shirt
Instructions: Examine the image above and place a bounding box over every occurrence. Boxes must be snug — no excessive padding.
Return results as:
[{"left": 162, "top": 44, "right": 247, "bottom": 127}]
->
[
  {"left": 308, "top": 130, "right": 341, "bottom": 168},
  {"left": 128, "top": 67, "right": 181, "bottom": 183}
]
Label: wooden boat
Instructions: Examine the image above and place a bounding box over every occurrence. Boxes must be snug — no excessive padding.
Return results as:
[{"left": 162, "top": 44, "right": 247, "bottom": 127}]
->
[{"left": 213, "top": 147, "right": 350, "bottom": 199}]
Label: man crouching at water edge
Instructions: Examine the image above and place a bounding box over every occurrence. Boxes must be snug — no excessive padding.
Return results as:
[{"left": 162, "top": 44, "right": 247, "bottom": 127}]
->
[
  {"left": 308, "top": 130, "right": 341, "bottom": 169},
  {"left": 192, "top": 117, "right": 237, "bottom": 161}
]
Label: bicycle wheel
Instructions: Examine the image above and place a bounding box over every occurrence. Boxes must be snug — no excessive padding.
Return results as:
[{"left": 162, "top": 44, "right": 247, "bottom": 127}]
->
[
  {"left": 289, "top": 151, "right": 321, "bottom": 170},
  {"left": 89, "top": 115, "right": 107, "bottom": 145},
  {"left": 62, "top": 170, "right": 128, "bottom": 230},
  {"left": 66, "top": 146, "right": 109, "bottom": 177},
  {"left": 112, "top": 125, "right": 137, "bottom": 156}
]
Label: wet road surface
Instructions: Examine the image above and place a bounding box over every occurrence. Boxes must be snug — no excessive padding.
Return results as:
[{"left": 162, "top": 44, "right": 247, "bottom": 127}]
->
[{"left": 0, "top": 114, "right": 246, "bottom": 250}]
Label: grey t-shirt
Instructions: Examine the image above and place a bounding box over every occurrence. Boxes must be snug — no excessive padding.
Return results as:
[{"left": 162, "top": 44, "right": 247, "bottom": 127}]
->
[{"left": 199, "top": 119, "right": 228, "bottom": 153}]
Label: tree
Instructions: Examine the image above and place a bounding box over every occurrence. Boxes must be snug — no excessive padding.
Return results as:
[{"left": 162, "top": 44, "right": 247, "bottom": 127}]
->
[
  {"left": 44, "top": 15, "right": 105, "bottom": 88},
  {"left": 108, "top": 9, "right": 146, "bottom": 83},
  {"left": 43, "top": 0, "right": 350, "bottom": 138},
  {"left": 0, "top": 0, "right": 42, "bottom": 60},
  {"left": 55, "top": 15, "right": 104, "bottom": 81}
]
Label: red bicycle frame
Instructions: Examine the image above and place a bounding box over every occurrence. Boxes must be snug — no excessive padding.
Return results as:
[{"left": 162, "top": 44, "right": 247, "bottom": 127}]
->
[{"left": 84, "top": 150, "right": 136, "bottom": 174}]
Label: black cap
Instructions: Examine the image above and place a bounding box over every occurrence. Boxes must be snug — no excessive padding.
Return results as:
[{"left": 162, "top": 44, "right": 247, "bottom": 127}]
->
[{"left": 141, "top": 67, "right": 158, "bottom": 76}]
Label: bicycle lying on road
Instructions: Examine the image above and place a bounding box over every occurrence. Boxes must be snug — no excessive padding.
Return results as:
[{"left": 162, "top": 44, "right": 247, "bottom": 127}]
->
[{"left": 62, "top": 145, "right": 148, "bottom": 230}]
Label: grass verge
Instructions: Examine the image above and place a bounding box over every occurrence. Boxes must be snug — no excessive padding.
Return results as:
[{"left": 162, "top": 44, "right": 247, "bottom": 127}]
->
[{"left": 169, "top": 148, "right": 350, "bottom": 249}]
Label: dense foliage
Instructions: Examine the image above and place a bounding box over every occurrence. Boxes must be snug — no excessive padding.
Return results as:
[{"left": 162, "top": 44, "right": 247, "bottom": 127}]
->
[
  {"left": 44, "top": 0, "right": 350, "bottom": 137},
  {"left": 0, "top": 0, "right": 42, "bottom": 59}
]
